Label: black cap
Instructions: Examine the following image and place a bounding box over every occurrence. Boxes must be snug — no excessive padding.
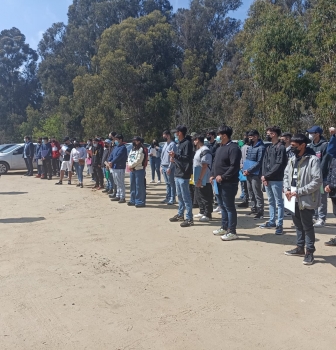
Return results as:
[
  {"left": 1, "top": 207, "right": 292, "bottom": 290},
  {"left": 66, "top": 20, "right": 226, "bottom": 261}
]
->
[
  {"left": 133, "top": 136, "right": 142, "bottom": 142},
  {"left": 63, "top": 136, "right": 70, "bottom": 142}
]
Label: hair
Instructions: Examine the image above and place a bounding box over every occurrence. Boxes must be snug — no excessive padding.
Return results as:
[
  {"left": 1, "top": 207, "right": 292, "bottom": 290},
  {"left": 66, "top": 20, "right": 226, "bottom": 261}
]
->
[
  {"left": 266, "top": 125, "right": 281, "bottom": 136},
  {"left": 140, "top": 137, "right": 145, "bottom": 144},
  {"left": 194, "top": 134, "right": 205, "bottom": 143},
  {"left": 88, "top": 138, "right": 92, "bottom": 142},
  {"left": 24, "top": 136, "right": 31, "bottom": 140},
  {"left": 176, "top": 125, "right": 187, "bottom": 136},
  {"left": 163, "top": 130, "right": 171, "bottom": 136},
  {"left": 115, "top": 134, "right": 123, "bottom": 141},
  {"left": 281, "top": 132, "right": 292, "bottom": 139},
  {"left": 207, "top": 130, "right": 216, "bottom": 137},
  {"left": 217, "top": 125, "right": 233, "bottom": 138},
  {"left": 111, "top": 131, "right": 117, "bottom": 137},
  {"left": 248, "top": 129, "right": 259, "bottom": 137},
  {"left": 291, "top": 134, "right": 309, "bottom": 145}
]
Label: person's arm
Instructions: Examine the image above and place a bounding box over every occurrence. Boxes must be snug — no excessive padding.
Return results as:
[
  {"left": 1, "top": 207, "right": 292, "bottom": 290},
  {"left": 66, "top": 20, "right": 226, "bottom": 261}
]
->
[
  {"left": 264, "top": 146, "right": 286, "bottom": 180},
  {"left": 320, "top": 143, "right": 332, "bottom": 178},
  {"left": 174, "top": 142, "right": 193, "bottom": 163},
  {"left": 297, "top": 158, "right": 322, "bottom": 195},
  {"left": 221, "top": 147, "right": 241, "bottom": 181},
  {"left": 327, "top": 134, "right": 336, "bottom": 157}
]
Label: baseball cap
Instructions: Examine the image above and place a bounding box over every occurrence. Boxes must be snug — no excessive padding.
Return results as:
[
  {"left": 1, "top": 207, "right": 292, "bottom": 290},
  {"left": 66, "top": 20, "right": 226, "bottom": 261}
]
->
[
  {"left": 133, "top": 136, "right": 142, "bottom": 142},
  {"left": 104, "top": 139, "right": 112, "bottom": 143},
  {"left": 307, "top": 126, "right": 323, "bottom": 134},
  {"left": 63, "top": 136, "right": 70, "bottom": 142}
]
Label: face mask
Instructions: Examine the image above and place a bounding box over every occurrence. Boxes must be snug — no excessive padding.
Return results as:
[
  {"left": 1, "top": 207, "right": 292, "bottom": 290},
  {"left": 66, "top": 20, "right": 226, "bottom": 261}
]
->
[
  {"left": 93, "top": 143, "right": 97, "bottom": 147},
  {"left": 308, "top": 134, "right": 314, "bottom": 141},
  {"left": 216, "top": 136, "right": 221, "bottom": 142},
  {"left": 163, "top": 137, "right": 167, "bottom": 141},
  {"left": 42, "top": 140, "right": 45, "bottom": 144},
  {"left": 244, "top": 137, "right": 249, "bottom": 144},
  {"left": 291, "top": 146, "right": 300, "bottom": 156},
  {"left": 24, "top": 138, "right": 27, "bottom": 142},
  {"left": 38, "top": 141, "right": 41, "bottom": 144},
  {"left": 266, "top": 135, "right": 272, "bottom": 142},
  {"left": 174, "top": 137, "right": 179, "bottom": 143},
  {"left": 206, "top": 136, "right": 212, "bottom": 141},
  {"left": 114, "top": 141, "right": 119, "bottom": 146},
  {"left": 132, "top": 142, "right": 136, "bottom": 146},
  {"left": 280, "top": 140, "right": 286, "bottom": 146}
]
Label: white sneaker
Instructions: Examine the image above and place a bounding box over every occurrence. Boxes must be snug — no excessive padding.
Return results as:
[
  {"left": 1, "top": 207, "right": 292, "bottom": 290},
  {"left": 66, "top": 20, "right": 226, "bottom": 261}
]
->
[
  {"left": 213, "top": 227, "right": 226, "bottom": 236},
  {"left": 149, "top": 180, "right": 155, "bottom": 183},
  {"left": 221, "top": 232, "right": 239, "bottom": 241},
  {"left": 314, "top": 219, "right": 325, "bottom": 228},
  {"left": 199, "top": 216, "right": 210, "bottom": 222},
  {"left": 213, "top": 207, "right": 221, "bottom": 213},
  {"left": 157, "top": 180, "right": 161, "bottom": 184},
  {"left": 194, "top": 213, "right": 203, "bottom": 218}
]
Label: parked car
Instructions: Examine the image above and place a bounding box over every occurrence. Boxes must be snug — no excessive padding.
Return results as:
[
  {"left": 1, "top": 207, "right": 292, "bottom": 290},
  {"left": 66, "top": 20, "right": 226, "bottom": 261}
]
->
[
  {"left": 0, "top": 144, "right": 16, "bottom": 153},
  {"left": 0, "top": 143, "right": 37, "bottom": 174}
]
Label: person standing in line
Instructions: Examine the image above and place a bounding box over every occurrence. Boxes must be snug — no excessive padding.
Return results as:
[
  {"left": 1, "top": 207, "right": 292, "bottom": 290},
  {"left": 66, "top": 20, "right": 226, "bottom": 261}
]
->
[
  {"left": 238, "top": 132, "right": 251, "bottom": 207},
  {"left": 34, "top": 137, "right": 43, "bottom": 178},
  {"left": 86, "top": 139, "right": 93, "bottom": 178},
  {"left": 51, "top": 137, "right": 61, "bottom": 177},
  {"left": 128, "top": 136, "right": 146, "bottom": 207},
  {"left": 102, "top": 139, "right": 114, "bottom": 194},
  {"left": 160, "top": 130, "right": 177, "bottom": 205},
  {"left": 91, "top": 138, "right": 104, "bottom": 190},
  {"left": 70, "top": 141, "right": 86, "bottom": 188},
  {"left": 206, "top": 130, "right": 220, "bottom": 159},
  {"left": 193, "top": 134, "right": 213, "bottom": 222},
  {"left": 149, "top": 140, "right": 162, "bottom": 184},
  {"left": 41, "top": 137, "right": 53, "bottom": 180},
  {"left": 169, "top": 125, "right": 194, "bottom": 228},
  {"left": 55, "top": 137, "right": 73, "bottom": 185},
  {"left": 284, "top": 134, "right": 322, "bottom": 265},
  {"left": 307, "top": 125, "right": 332, "bottom": 228},
  {"left": 23, "top": 136, "right": 35, "bottom": 176},
  {"left": 108, "top": 134, "right": 128, "bottom": 203},
  {"left": 242, "top": 130, "right": 265, "bottom": 216},
  {"left": 280, "top": 132, "right": 295, "bottom": 159},
  {"left": 260, "top": 126, "right": 287, "bottom": 235},
  {"left": 211, "top": 126, "right": 241, "bottom": 240}
]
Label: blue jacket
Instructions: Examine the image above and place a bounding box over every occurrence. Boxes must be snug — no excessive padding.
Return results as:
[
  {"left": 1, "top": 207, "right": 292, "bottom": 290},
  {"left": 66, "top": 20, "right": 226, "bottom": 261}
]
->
[
  {"left": 35, "top": 143, "right": 42, "bottom": 160},
  {"left": 245, "top": 140, "right": 265, "bottom": 175},
  {"left": 108, "top": 144, "right": 127, "bottom": 169},
  {"left": 41, "top": 142, "right": 52, "bottom": 160},
  {"left": 23, "top": 141, "right": 34, "bottom": 158},
  {"left": 327, "top": 134, "right": 336, "bottom": 158}
]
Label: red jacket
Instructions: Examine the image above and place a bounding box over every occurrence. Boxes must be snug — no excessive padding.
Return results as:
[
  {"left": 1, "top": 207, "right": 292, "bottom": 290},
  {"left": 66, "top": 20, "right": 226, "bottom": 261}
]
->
[{"left": 51, "top": 141, "right": 61, "bottom": 159}]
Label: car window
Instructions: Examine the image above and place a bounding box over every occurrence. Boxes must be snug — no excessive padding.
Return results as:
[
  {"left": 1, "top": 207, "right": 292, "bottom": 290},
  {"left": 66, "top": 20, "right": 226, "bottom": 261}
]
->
[
  {"left": 13, "top": 146, "right": 24, "bottom": 155},
  {"left": 0, "top": 145, "right": 17, "bottom": 153}
]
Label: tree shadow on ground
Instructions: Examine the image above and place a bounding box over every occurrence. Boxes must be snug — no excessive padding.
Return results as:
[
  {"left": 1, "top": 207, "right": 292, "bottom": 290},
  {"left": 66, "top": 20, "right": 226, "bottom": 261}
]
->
[{"left": 0, "top": 217, "right": 46, "bottom": 224}]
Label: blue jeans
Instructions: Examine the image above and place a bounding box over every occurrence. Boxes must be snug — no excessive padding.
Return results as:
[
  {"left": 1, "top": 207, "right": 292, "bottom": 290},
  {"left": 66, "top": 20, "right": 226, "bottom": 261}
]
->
[
  {"left": 150, "top": 156, "right": 161, "bottom": 181},
  {"left": 175, "top": 177, "right": 193, "bottom": 220},
  {"left": 265, "top": 181, "right": 284, "bottom": 226},
  {"left": 216, "top": 182, "right": 239, "bottom": 231},
  {"left": 130, "top": 169, "right": 146, "bottom": 206},
  {"left": 161, "top": 165, "right": 176, "bottom": 203},
  {"left": 74, "top": 162, "right": 84, "bottom": 183}
]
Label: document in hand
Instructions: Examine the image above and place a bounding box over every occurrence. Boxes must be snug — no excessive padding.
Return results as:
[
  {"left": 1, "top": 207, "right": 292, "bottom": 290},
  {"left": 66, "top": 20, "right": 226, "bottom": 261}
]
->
[
  {"left": 284, "top": 186, "right": 296, "bottom": 213},
  {"left": 242, "top": 160, "right": 259, "bottom": 175}
]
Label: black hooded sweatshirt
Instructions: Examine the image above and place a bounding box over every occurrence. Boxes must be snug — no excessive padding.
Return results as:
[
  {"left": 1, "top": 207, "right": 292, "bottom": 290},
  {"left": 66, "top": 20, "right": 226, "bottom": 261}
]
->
[{"left": 173, "top": 137, "right": 193, "bottom": 179}]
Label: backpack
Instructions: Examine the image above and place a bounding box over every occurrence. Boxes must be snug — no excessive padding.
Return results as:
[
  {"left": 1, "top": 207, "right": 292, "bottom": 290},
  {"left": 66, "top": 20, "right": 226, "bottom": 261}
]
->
[{"left": 200, "top": 148, "right": 212, "bottom": 170}]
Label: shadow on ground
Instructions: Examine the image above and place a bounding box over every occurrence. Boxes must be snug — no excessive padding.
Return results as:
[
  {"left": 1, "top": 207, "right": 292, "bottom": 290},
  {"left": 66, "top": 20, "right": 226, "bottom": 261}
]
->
[
  {"left": 0, "top": 217, "right": 46, "bottom": 224},
  {"left": 0, "top": 192, "right": 28, "bottom": 195}
]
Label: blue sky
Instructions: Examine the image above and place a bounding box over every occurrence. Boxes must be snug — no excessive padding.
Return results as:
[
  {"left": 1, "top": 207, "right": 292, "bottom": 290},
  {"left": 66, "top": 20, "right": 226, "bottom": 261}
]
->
[{"left": 0, "top": 0, "right": 253, "bottom": 50}]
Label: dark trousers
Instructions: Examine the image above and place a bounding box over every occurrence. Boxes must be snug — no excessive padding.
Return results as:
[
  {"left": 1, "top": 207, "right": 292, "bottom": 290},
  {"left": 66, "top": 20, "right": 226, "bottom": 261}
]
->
[
  {"left": 332, "top": 198, "right": 336, "bottom": 217},
  {"left": 42, "top": 159, "right": 52, "bottom": 178},
  {"left": 242, "top": 181, "right": 249, "bottom": 202},
  {"left": 217, "top": 182, "right": 239, "bottom": 231},
  {"left": 93, "top": 166, "right": 104, "bottom": 187},
  {"left": 292, "top": 202, "right": 315, "bottom": 252},
  {"left": 52, "top": 158, "right": 60, "bottom": 175},
  {"left": 247, "top": 175, "right": 264, "bottom": 213},
  {"left": 24, "top": 157, "right": 34, "bottom": 175},
  {"left": 195, "top": 183, "right": 213, "bottom": 218}
]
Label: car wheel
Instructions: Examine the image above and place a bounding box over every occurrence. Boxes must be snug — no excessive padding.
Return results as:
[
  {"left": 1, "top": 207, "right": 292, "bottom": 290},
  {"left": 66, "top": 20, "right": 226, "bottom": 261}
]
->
[{"left": 0, "top": 162, "right": 9, "bottom": 174}]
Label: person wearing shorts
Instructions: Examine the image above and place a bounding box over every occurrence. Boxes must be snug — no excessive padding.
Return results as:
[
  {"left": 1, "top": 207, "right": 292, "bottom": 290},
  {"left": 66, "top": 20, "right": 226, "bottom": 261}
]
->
[{"left": 55, "top": 137, "right": 74, "bottom": 185}]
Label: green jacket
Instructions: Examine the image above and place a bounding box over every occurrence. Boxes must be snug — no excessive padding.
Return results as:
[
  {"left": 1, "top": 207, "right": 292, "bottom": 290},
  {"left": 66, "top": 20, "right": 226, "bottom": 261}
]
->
[{"left": 284, "top": 153, "right": 322, "bottom": 210}]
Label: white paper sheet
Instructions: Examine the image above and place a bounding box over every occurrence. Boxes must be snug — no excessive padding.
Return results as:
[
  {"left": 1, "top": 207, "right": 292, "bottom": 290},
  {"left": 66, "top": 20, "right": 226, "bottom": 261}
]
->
[{"left": 284, "top": 186, "right": 296, "bottom": 213}]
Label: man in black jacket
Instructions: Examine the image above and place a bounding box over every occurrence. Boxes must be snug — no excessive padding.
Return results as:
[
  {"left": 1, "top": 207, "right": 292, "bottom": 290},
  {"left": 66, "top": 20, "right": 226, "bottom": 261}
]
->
[
  {"left": 92, "top": 138, "right": 104, "bottom": 190},
  {"left": 23, "top": 136, "right": 35, "bottom": 176},
  {"left": 210, "top": 126, "right": 241, "bottom": 241},
  {"left": 169, "top": 125, "right": 194, "bottom": 227},
  {"left": 260, "top": 126, "right": 287, "bottom": 235}
]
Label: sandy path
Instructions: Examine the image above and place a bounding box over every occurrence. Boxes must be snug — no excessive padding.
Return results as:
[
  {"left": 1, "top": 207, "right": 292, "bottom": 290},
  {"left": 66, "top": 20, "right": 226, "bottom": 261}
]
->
[{"left": 0, "top": 172, "right": 336, "bottom": 350}]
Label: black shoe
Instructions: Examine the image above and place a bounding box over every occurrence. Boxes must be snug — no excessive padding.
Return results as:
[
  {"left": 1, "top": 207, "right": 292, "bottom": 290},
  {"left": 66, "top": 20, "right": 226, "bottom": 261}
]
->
[
  {"left": 107, "top": 189, "right": 114, "bottom": 195},
  {"left": 48, "top": 177, "right": 52, "bottom": 180},
  {"left": 192, "top": 204, "right": 199, "bottom": 209},
  {"left": 237, "top": 202, "right": 249, "bottom": 208},
  {"left": 136, "top": 204, "right": 146, "bottom": 208},
  {"left": 102, "top": 189, "right": 109, "bottom": 193},
  {"left": 128, "top": 202, "right": 135, "bottom": 206},
  {"left": 325, "top": 238, "right": 336, "bottom": 246},
  {"left": 253, "top": 213, "right": 264, "bottom": 220},
  {"left": 80, "top": 184, "right": 83, "bottom": 188},
  {"left": 55, "top": 181, "right": 62, "bottom": 185},
  {"left": 68, "top": 180, "right": 71, "bottom": 185},
  {"left": 109, "top": 193, "right": 117, "bottom": 199},
  {"left": 180, "top": 219, "right": 194, "bottom": 227},
  {"left": 111, "top": 197, "right": 120, "bottom": 202},
  {"left": 118, "top": 198, "right": 126, "bottom": 204},
  {"left": 28, "top": 173, "right": 34, "bottom": 177},
  {"left": 284, "top": 247, "right": 305, "bottom": 256},
  {"left": 303, "top": 252, "right": 314, "bottom": 265},
  {"left": 169, "top": 215, "right": 184, "bottom": 222},
  {"left": 245, "top": 211, "right": 257, "bottom": 216},
  {"left": 24, "top": 173, "right": 29, "bottom": 176}
]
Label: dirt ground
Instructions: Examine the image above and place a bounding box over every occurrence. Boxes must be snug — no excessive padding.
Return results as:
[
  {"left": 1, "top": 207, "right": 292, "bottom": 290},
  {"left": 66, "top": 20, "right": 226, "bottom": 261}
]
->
[{"left": 0, "top": 171, "right": 336, "bottom": 350}]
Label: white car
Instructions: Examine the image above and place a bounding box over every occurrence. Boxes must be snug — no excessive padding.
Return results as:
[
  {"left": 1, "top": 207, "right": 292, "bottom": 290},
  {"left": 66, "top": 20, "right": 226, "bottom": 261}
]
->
[{"left": 0, "top": 143, "right": 37, "bottom": 174}]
